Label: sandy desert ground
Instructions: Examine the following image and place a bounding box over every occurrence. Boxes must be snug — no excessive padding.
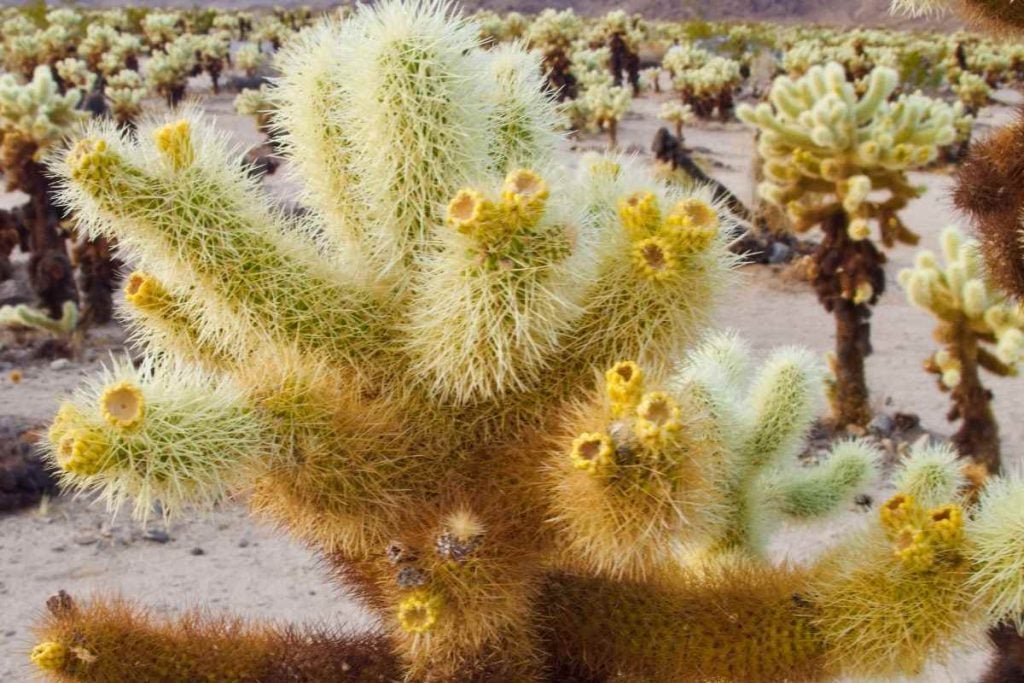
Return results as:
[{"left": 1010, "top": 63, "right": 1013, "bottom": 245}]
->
[{"left": 1, "top": 76, "right": 1021, "bottom": 680}]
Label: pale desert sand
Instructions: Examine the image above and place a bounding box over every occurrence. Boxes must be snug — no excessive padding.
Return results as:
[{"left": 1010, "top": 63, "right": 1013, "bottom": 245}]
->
[{"left": 1, "top": 79, "right": 1021, "bottom": 680}]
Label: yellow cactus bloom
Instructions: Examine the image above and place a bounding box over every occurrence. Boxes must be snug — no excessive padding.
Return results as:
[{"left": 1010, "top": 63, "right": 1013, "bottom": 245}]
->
[
  {"left": 570, "top": 432, "right": 616, "bottom": 475},
  {"left": 153, "top": 119, "right": 195, "bottom": 171},
  {"left": 67, "top": 138, "right": 119, "bottom": 187},
  {"left": 928, "top": 504, "right": 964, "bottom": 546},
  {"left": 893, "top": 526, "right": 935, "bottom": 572},
  {"left": 57, "top": 428, "right": 111, "bottom": 476},
  {"left": 501, "top": 169, "right": 549, "bottom": 228},
  {"left": 48, "top": 401, "right": 84, "bottom": 444},
  {"left": 397, "top": 591, "right": 442, "bottom": 634},
  {"left": 99, "top": 381, "right": 146, "bottom": 430},
  {"left": 880, "top": 493, "right": 918, "bottom": 535},
  {"left": 632, "top": 236, "right": 679, "bottom": 282},
  {"left": 30, "top": 641, "right": 66, "bottom": 672},
  {"left": 124, "top": 271, "right": 169, "bottom": 312},
  {"left": 446, "top": 188, "right": 503, "bottom": 241},
  {"left": 634, "top": 391, "right": 683, "bottom": 448},
  {"left": 605, "top": 360, "right": 644, "bottom": 418},
  {"left": 666, "top": 197, "right": 719, "bottom": 232},
  {"left": 618, "top": 192, "right": 661, "bottom": 240},
  {"left": 852, "top": 281, "right": 874, "bottom": 305}
]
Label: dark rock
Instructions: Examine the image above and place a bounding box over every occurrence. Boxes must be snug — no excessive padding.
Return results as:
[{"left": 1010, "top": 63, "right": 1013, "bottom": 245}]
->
[
  {"left": 142, "top": 529, "right": 171, "bottom": 544},
  {"left": 0, "top": 416, "right": 58, "bottom": 513},
  {"left": 189, "top": 547, "right": 205, "bottom": 556},
  {"left": 868, "top": 413, "right": 895, "bottom": 438}
]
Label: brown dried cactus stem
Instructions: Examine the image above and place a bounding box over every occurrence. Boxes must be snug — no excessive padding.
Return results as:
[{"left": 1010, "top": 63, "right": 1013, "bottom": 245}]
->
[
  {"left": 1, "top": 132, "right": 77, "bottom": 318},
  {"left": 541, "top": 49, "right": 577, "bottom": 102},
  {"left": 73, "top": 235, "right": 119, "bottom": 326},
  {"left": 607, "top": 32, "right": 640, "bottom": 95},
  {"left": 928, "top": 318, "right": 1005, "bottom": 474},
  {"left": 812, "top": 210, "right": 886, "bottom": 429}
]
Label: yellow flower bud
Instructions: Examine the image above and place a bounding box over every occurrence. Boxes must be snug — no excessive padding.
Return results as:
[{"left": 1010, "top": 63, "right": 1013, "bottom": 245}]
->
[
  {"left": 446, "top": 188, "right": 503, "bottom": 241},
  {"left": 893, "top": 526, "right": 935, "bottom": 572},
  {"left": 57, "top": 427, "right": 111, "bottom": 476},
  {"left": 124, "top": 271, "right": 169, "bottom": 312},
  {"left": 606, "top": 361, "right": 644, "bottom": 417},
  {"left": 397, "top": 591, "right": 441, "bottom": 634},
  {"left": 153, "top": 119, "right": 195, "bottom": 171},
  {"left": 880, "top": 493, "right": 918, "bottom": 535},
  {"left": 928, "top": 504, "right": 964, "bottom": 547},
  {"left": 618, "top": 191, "right": 661, "bottom": 240},
  {"left": 501, "top": 169, "right": 549, "bottom": 229},
  {"left": 67, "top": 137, "right": 119, "bottom": 187},
  {"left": 30, "top": 641, "right": 66, "bottom": 671}
]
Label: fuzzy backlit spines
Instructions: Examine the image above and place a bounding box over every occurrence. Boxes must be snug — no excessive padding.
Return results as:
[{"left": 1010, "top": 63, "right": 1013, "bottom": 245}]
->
[{"left": 44, "top": 358, "right": 272, "bottom": 519}]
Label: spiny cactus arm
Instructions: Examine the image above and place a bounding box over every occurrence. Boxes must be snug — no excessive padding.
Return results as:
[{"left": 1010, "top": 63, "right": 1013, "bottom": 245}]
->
[
  {"left": 566, "top": 158, "right": 737, "bottom": 374},
  {"left": 333, "top": 1, "right": 495, "bottom": 278},
  {"left": 483, "top": 44, "right": 563, "bottom": 173},
  {"left": 43, "top": 358, "right": 273, "bottom": 520},
  {"left": 703, "top": 347, "right": 826, "bottom": 555},
  {"left": 966, "top": 477, "right": 1024, "bottom": 630},
  {"left": 118, "top": 271, "right": 237, "bottom": 368},
  {"left": 31, "top": 592, "right": 401, "bottom": 681},
  {"left": 54, "top": 114, "right": 387, "bottom": 367},
  {"left": 544, "top": 360, "right": 726, "bottom": 580},
  {"left": 539, "top": 564, "right": 831, "bottom": 683},
  {"left": 402, "top": 169, "right": 593, "bottom": 406},
  {"left": 0, "top": 300, "right": 77, "bottom": 335},
  {"left": 763, "top": 440, "right": 878, "bottom": 519},
  {"left": 891, "top": 441, "right": 967, "bottom": 507},
  {"left": 270, "top": 22, "right": 368, "bottom": 256}
]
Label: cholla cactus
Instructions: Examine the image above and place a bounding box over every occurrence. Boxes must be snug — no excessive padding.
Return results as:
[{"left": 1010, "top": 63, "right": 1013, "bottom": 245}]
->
[
  {"left": 594, "top": 10, "right": 644, "bottom": 94},
  {"left": 739, "top": 62, "right": 957, "bottom": 428},
  {"left": 953, "top": 71, "right": 991, "bottom": 114},
  {"left": 145, "top": 38, "right": 197, "bottom": 108},
  {"left": 900, "top": 227, "right": 1023, "bottom": 473},
  {"left": 953, "top": 112, "right": 1024, "bottom": 299},
  {"left": 672, "top": 56, "right": 743, "bottom": 120},
  {"left": 527, "top": 8, "right": 582, "bottom": 101},
  {"left": 30, "top": 3, "right": 1024, "bottom": 681},
  {"left": 659, "top": 100, "right": 695, "bottom": 141},
  {"left": 0, "top": 300, "right": 78, "bottom": 338},
  {"left": 141, "top": 12, "right": 180, "bottom": 50},
  {"left": 234, "top": 85, "right": 275, "bottom": 137},
  {"left": 105, "top": 70, "right": 145, "bottom": 128},
  {"left": 893, "top": 0, "right": 1024, "bottom": 32},
  {"left": 233, "top": 42, "right": 265, "bottom": 77},
  {"left": 54, "top": 58, "right": 97, "bottom": 95},
  {"left": 0, "top": 65, "right": 84, "bottom": 317},
  {"left": 578, "top": 82, "right": 632, "bottom": 148}
]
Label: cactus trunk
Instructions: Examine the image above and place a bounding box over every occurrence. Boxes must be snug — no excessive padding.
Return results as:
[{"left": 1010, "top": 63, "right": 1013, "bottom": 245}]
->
[
  {"left": 25, "top": 162, "right": 77, "bottom": 320},
  {"left": 949, "top": 320, "right": 1001, "bottom": 474}
]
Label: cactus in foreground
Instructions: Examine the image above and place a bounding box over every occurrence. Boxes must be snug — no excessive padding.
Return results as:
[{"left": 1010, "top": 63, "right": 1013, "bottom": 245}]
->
[
  {"left": 31, "top": 4, "right": 1024, "bottom": 681},
  {"left": 739, "top": 62, "right": 957, "bottom": 428},
  {"left": 900, "top": 226, "right": 1024, "bottom": 473}
]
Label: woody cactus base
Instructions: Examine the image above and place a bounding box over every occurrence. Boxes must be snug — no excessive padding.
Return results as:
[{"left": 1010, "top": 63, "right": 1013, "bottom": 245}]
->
[{"left": 28, "top": 3, "right": 1024, "bottom": 681}]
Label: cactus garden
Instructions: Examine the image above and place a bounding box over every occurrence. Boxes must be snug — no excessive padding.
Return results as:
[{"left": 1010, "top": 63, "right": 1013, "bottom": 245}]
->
[{"left": 3, "top": 1, "right": 1024, "bottom": 681}]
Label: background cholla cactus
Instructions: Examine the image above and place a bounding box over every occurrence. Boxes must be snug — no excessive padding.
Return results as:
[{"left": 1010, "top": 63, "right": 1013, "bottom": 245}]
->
[
  {"left": 576, "top": 81, "right": 632, "bottom": 148},
  {"left": 738, "top": 62, "right": 957, "bottom": 428},
  {"left": 594, "top": 10, "right": 644, "bottom": 95},
  {"left": 26, "top": 3, "right": 1024, "bottom": 681},
  {"left": 105, "top": 69, "right": 145, "bottom": 128},
  {"left": 527, "top": 8, "right": 582, "bottom": 101},
  {"left": 659, "top": 100, "right": 695, "bottom": 142},
  {"left": 900, "top": 226, "right": 1024, "bottom": 473},
  {"left": 233, "top": 42, "right": 265, "bottom": 78},
  {"left": 141, "top": 11, "right": 180, "bottom": 51},
  {"left": 673, "top": 55, "right": 743, "bottom": 120},
  {"left": 0, "top": 65, "right": 84, "bottom": 318},
  {"left": 145, "top": 37, "right": 197, "bottom": 108},
  {"left": 234, "top": 85, "right": 275, "bottom": 139}
]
